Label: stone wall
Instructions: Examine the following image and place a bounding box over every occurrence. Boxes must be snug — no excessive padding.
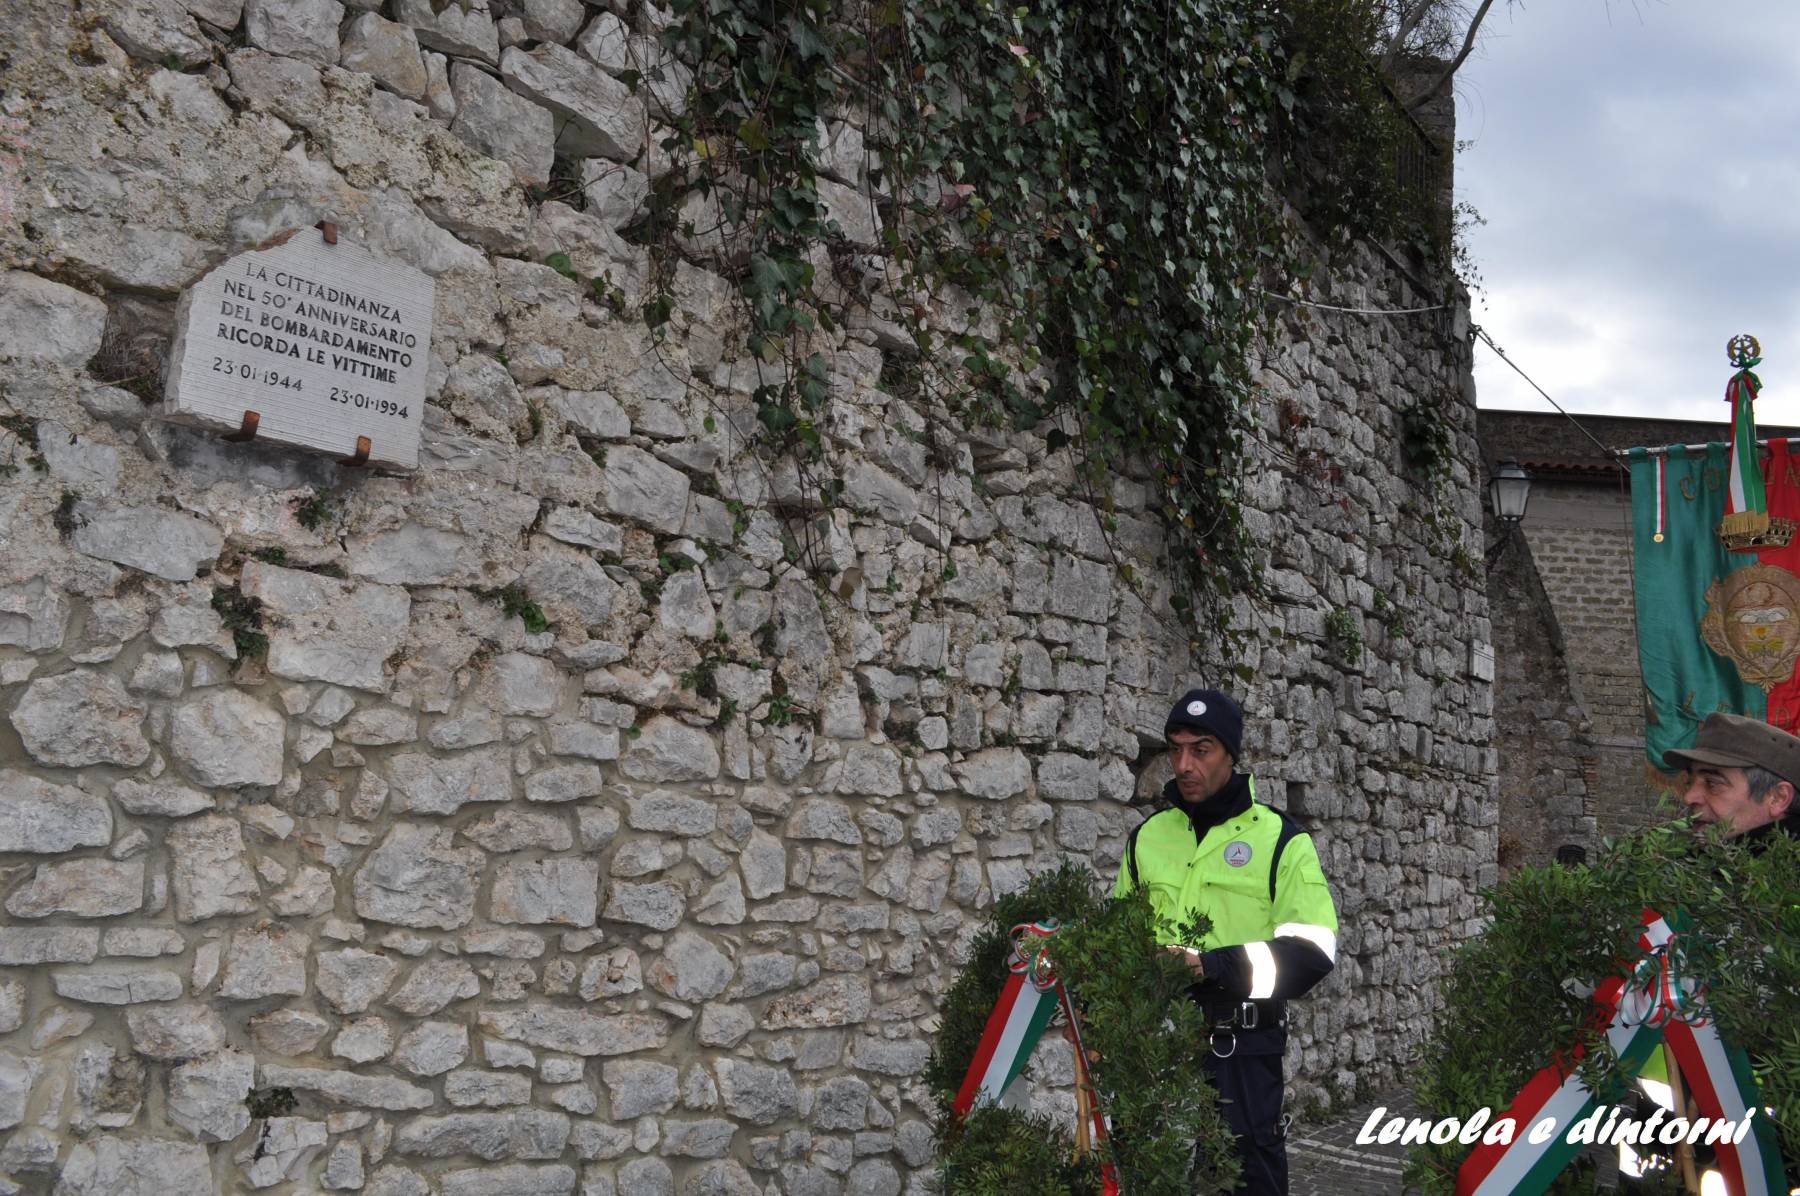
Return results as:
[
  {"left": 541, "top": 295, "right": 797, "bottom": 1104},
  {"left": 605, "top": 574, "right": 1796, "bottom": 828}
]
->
[
  {"left": 1481, "top": 489, "right": 1595, "bottom": 871},
  {"left": 0, "top": 2, "right": 1492, "bottom": 1193},
  {"left": 1476, "top": 411, "right": 1800, "bottom": 850}
]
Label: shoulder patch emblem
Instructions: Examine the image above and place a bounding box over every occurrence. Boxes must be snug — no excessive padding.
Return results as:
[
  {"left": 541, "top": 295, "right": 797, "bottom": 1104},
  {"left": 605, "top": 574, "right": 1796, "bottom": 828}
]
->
[{"left": 1223, "top": 841, "right": 1252, "bottom": 868}]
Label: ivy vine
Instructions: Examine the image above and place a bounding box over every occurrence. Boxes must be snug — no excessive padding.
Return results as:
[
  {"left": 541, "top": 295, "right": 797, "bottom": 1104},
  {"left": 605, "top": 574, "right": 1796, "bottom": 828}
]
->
[{"left": 642, "top": 0, "right": 1455, "bottom": 644}]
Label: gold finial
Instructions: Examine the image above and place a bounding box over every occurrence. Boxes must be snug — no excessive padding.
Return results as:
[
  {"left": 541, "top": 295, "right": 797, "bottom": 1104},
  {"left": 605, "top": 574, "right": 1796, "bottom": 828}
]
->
[{"left": 1728, "top": 333, "right": 1761, "bottom": 368}]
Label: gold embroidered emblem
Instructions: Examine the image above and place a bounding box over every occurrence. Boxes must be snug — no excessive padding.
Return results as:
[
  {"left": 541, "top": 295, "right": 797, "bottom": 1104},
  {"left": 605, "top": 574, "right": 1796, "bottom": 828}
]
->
[{"left": 1700, "top": 564, "right": 1800, "bottom": 690}]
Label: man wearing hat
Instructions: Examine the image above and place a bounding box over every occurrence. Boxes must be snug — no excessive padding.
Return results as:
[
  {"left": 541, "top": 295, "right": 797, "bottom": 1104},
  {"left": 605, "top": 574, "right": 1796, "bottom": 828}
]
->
[
  {"left": 1113, "top": 688, "right": 1340, "bottom": 1195},
  {"left": 1663, "top": 711, "right": 1800, "bottom": 839}
]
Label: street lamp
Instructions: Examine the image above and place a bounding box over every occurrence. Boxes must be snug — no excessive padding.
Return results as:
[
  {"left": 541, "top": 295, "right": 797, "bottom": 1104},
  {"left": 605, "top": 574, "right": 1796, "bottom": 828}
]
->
[
  {"left": 1488, "top": 459, "right": 1532, "bottom": 524},
  {"left": 1485, "top": 459, "right": 1532, "bottom": 567}
]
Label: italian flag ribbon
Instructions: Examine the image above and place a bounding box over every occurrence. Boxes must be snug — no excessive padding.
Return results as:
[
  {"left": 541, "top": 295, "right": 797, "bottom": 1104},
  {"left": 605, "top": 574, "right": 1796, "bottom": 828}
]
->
[
  {"left": 952, "top": 922, "right": 1120, "bottom": 1194},
  {"left": 1456, "top": 910, "right": 1785, "bottom": 1196},
  {"left": 1722, "top": 356, "right": 1769, "bottom": 536}
]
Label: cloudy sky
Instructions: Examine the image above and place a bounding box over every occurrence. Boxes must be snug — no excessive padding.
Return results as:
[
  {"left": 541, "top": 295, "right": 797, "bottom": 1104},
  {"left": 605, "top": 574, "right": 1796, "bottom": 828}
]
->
[{"left": 1457, "top": 1, "right": 1800, "bottom": 426}]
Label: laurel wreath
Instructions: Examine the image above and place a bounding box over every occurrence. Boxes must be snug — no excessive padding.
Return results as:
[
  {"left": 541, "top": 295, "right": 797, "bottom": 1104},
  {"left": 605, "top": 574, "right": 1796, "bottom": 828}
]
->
[
  {"left": 1405, "top": 822, "right": 1800, "bottom": 1193},
  {"left": 926, "top": 862, "right": 1242, "bottom": 1195}
]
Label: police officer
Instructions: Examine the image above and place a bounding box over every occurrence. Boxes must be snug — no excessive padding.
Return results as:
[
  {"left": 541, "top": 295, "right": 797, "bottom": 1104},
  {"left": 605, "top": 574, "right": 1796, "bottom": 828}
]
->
[{"left": 1113, "top": 688, "right": 1340, "bottom": 1196}]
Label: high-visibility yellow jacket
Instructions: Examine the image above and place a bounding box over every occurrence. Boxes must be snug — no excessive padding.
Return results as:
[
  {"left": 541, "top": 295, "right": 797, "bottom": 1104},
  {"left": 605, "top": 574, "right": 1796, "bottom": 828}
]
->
[{"left": 1113, "top": 774, "right": 1339, "bottom": 1001}]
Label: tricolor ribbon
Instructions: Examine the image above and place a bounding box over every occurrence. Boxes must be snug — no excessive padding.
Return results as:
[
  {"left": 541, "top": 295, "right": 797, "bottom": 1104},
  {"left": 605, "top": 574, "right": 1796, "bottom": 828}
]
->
[
  {"left": 1722, "top": 358, "right": 1770, "bottom": 538},
  {"left": 953, "top": 922, "right": 1120, "bottom": 1195},
  {"left": 1456, "top": 910, "right": 1785, "bottom": 1196},
  {"left": 1653, "top": 452, "right": 1667, "bottom": 543}
]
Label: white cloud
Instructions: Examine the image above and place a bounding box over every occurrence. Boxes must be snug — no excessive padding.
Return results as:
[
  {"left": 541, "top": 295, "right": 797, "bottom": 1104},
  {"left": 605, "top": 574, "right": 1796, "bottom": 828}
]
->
[{"left": 1458, "top": 1, "right": 1800, "bottom": 424}]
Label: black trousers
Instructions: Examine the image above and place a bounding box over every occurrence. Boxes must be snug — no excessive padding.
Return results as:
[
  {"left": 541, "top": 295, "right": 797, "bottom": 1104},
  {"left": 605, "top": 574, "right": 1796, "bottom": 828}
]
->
[{"left": 1201, "top": 1029, "right": 1288, "bottom": 1196}]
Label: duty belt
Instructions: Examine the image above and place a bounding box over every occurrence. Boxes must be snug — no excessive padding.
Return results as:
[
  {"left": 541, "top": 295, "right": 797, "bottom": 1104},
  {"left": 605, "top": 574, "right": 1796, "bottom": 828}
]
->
[
  {"left": 1201, "top": 999, "right": 1285, "bottom": 1057},
  {"left": 1199, "top": 998, "right": 1285, "bottom": 1030}
]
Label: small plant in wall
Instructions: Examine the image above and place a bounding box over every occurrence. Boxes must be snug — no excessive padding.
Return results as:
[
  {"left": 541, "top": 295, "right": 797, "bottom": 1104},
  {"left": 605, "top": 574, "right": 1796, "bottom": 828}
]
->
[{"left": 1324, "top": 606, "right": 1363, "bottom": 666}]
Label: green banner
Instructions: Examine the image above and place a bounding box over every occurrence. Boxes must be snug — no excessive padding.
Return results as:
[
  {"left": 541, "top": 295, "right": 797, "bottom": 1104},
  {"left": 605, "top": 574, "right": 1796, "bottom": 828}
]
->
[{"left": 1629, "top": 443, "right": 1765, "bottom": 773}]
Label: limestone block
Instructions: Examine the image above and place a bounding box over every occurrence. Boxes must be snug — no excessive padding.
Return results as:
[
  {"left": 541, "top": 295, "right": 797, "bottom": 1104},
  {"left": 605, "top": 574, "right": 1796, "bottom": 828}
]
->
[
  {"left": 167, "top": 1048, "right": 254, "bottom": 1142},
  {"left": 385, "top": 747, "right": 513, "bottom": 815},
  {"left": 70, "top": 504, "right": 221, "bottom": 582},
  {"left": 355, "top": 823, "right": 484, "bottom": 929},
  {"left": 342, "top": 13, "right": 428, "bottom": 99},
  {"left": 522, "top": 540, "right": 622, "bottom": 628},
  {"left": 242, "top": 561, "right": 411, "bottom": 692},
  {"left": 463, "top": 809, "right": 573, "bottom": 852},
  {"left": 500, "top": 44, "right": 643, "bottom": 161},
  {"left": 645, "top": 930, "right": 733, "bottom": 1002},
  {"left": 393, "top": 1021, "right": 469, "bottom": 1076},
  {"left": 573, "top": 10, "right": 629, "bottom": 72},
  {"left": 0, "top": 581, "right": 69, "bottom": 652},
  {"left": 6, "top": 859, "right": 143, "bottom": 919},
  {"left": 521, "top": 0, "right": 583, "bottom": 39},
  {"left": 783, "top": 799, "right": 860, "bottom": 845},
  {"left": 450, "top": 63, "right": 555, "bottom": 189},
  {"left": 51, "top": 968, "right": 184, "bottom": 1005},
  {"left": 392, "top": 1110, "right": 570, "bottom": 1160},
  {"left": 657, "top": 569, "right": 716, "bottom": 639},
  {"left": 169, "top": 814, "right": 259, "bottom": 922},
  {"left": 11, "top": 670, "right": 148, "bottom": 768},
  {"left": 761, "top": 976, "right": 870, "bottom": 1030},
  {"left": 658, "top": 1119, "right": 736, "bottom": 1158},
  {"left": 953, "top": 747, "right": 1032, "bottom": 799},
  {"left": 0, "top": 773, "right": 112, "bottom": 854},
  {"left": 235, "top": 1116, "right": 329, "bottom": 1186},
  {"left": 602, "top": 880, "right": 684, "bottom": 930},
  {"left": 125, "top": 1003, "right": 227, "bottom": 1061},
  {"left": 394, "top": 0, "right": 499, "bottom": 62},
  {"left": 98, "top": 0, "right": 211, "bottom": 67},
  {"left": 51, "top": 1136, "right": 212, "bottom": 1196},
  {"left": 387, "top": 959, "right": 481, "bottom": 1016},
  {"left": 218, "top": 925, "right": 309, "bottom": 999},
  {"left": 71, "top": 1042, "right": 143, "bottom": 1132},
  {"left": 226, "top": 48, "right": 329, "bottom": 127},
  {"left": 257, "top": 1065, "right": 434, "bottom": 1111},
  {"left": 169, "top": 690, "right": 285, "bottom": 787},
  {"left": 603, "top": 445, "right": 690, "bottom": 534},
  {"left": 619, "top": 716, "right": 720, "bottom": 783},
  {"left": 317, "top": 949, "right": 402, "bottom": 1014},
  {"left": 714, "top": 1059, "right": 797, "bottom": 1126},
  {"left": 0, "top": 1053, "right": 41, "bottom": 1131},
  {"left": 529, "top": 202, "right": 648, "bottom": 301},
  {"left": 249, "top": 1011, "right": 332, "bottom": 1056},
  {"left": 579, "top": 160, "right": 651, "bottom": 230},
  {"left": 601, "top": 1059, "right": 675, "bottom": 1119},
  {"left": 478, "top": 1004, "right": 668, "bottom": 1057},
  {"left": 244, "top": 0, "right": 342, "bottom": 64},
  {"left": 479, "top": 651, "right": 566, "bottom": 716},
  {"left": 524, "top": 763, "right": 604, "bottom": 803},
  {"left": 625, "top": 791, "right": 715, "bottom": 835},
  {"left": 490, "top": 857, "right": 600, "bottom": 926},
  {"left": 0, "top": 928, "right": 100, "bottom": 965},
  {"left": 577, "top": 947, "right": 641, "bottom": 1001}
]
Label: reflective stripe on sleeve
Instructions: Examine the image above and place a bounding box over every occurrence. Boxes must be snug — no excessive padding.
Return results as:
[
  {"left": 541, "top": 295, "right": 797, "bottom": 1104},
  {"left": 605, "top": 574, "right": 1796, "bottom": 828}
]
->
[
  {"left": 1245, "top": 941, "right": 1277, "bottom": 1000},
  {"left": 1274, "top": 922, "right": 1338, "bottom": 962}
]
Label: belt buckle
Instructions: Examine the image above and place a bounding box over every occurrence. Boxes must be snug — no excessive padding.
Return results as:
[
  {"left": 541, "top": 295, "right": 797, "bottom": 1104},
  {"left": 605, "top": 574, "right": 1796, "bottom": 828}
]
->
[{"left": 1238, "top": 1001, "right": 1259, "bottom": 1030}]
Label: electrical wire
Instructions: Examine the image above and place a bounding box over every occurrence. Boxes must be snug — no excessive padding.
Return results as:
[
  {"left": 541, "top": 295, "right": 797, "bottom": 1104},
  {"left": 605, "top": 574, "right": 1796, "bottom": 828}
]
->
[
  {"left": 1472, "top": 325, "right": 1628, "bottom": 475},
  {"left": 1257, "top": 288, "right": 1450, "bottom": 316}
]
